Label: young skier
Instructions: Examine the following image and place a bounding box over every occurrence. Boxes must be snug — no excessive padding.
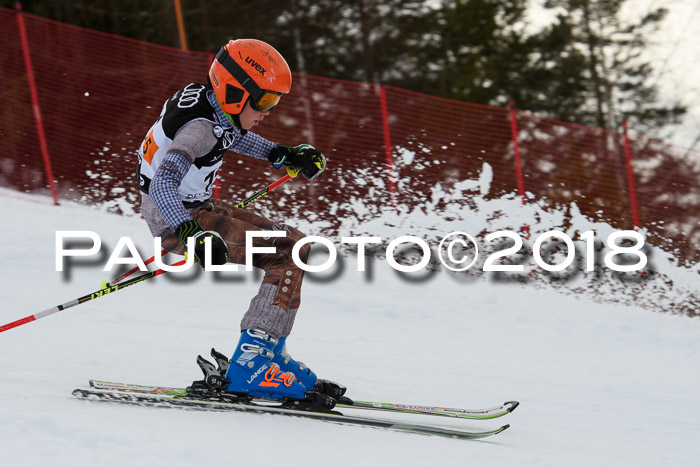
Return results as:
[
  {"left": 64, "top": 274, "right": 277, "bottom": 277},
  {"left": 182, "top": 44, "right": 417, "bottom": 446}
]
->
[{"left": 136, "top": 39, "right": 341, "bottom": 408}]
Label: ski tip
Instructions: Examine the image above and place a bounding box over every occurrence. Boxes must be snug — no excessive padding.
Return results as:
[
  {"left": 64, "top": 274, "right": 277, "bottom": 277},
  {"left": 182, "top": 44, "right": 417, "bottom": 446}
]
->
[
  {"left": 499, "top": 424, "right": 511, "bottom": 433},
  {"left": 504, "top": 401, "right": 520, "bottom": 412}
]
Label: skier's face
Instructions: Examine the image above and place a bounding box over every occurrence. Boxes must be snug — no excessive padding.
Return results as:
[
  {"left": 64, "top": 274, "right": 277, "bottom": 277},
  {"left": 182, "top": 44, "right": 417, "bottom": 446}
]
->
[{"left": 239, "top": 99, "right": 268, "bottom": 130}]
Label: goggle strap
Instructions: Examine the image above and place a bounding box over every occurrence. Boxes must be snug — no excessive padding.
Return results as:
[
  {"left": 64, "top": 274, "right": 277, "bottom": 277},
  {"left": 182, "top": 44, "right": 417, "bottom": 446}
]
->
[{"left": 215, "top": 46, "right": 271, "bottom": 107}]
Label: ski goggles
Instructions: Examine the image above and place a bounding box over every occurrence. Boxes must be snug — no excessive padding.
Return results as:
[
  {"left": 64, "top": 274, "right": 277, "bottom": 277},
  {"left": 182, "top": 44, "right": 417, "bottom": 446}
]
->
[
  {"left": 215, "top": 47, "right": 283, "bottom": 113},
  {"left": 249, "top": 90, "right": 282, "bottom": 113}
]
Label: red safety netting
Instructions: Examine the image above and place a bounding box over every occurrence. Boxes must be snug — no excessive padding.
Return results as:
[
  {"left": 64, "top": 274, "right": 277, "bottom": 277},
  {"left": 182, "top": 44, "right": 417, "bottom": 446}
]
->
[{"left": 1, "top": 8, "right": 698, "bottom": 265}]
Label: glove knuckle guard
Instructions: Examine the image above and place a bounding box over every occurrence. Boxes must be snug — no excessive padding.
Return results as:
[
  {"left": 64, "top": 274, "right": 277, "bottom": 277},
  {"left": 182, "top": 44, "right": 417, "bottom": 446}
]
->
[{"left": 268, "top": 143, "right": 327, "bottom": 180}]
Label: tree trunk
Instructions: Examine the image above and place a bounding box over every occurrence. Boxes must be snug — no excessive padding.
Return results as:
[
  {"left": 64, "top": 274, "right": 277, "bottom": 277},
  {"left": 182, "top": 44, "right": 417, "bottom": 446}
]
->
[{"left": 581, "top": 0, "right": 607, "bottom": 129}]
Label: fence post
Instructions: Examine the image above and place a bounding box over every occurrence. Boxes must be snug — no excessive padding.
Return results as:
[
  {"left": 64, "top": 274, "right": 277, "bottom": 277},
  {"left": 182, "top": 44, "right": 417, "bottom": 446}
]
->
[
  {"left": 621, "top": 121, "right": 640, "bottom": 228},
  {"left": 508, "top": 100, "right": 526, "bottom": 204},
  {"left": 172, "top": 0, "right": 188, "bottom": 51},
  {"left": 16, "top": 2, "right": 59, "bottom": 205},
  {"left": 378, "top": 84, "right": 399, "bottom": 212},
  {"left": 508, "top": 100, "right": 529, "bottom": 238}
]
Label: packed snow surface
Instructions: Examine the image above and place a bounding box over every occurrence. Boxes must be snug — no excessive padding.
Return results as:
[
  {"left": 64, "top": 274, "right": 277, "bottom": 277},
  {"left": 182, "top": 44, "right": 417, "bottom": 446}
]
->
[{"left": 0, "top": 190, "right": 698, "bottom": 467}]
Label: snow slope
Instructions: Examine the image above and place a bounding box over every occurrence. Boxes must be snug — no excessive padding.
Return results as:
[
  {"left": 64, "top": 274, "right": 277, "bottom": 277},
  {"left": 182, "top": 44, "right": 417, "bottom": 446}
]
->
[{"left": 0, "top": 190, "right": 699, "bottom": 467}]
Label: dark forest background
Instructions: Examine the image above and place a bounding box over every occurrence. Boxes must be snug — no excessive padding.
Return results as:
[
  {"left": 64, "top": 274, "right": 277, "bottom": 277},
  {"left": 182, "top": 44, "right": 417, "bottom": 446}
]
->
[{"left": 3, "top": 0, "right": 687, "bottom": 137}]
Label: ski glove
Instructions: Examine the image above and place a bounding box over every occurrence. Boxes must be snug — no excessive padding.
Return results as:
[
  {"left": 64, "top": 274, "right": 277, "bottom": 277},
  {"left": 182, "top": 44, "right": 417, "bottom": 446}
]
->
[
  {"left": 267, "top": 143, "right": 327, "bottom": 180},
  {"left": 175, "top": 220, "right": 229, "bottom": 267}
]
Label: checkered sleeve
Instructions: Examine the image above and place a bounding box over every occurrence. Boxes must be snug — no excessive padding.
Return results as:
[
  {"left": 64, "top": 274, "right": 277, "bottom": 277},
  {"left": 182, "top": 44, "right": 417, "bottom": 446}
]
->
[
  {"left": 231, "top": 129, "right": 277, "bottom": 161},
  {"left": 149, "top": 151, "right": 193, "bottom": 231}
]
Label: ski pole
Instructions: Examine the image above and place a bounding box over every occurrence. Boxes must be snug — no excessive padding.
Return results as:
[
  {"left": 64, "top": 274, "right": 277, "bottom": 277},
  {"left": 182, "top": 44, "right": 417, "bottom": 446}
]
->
[
  {"left": 0, "top": 258, "right": 187, "bottom": 334},
  {"left": 107, "top": 249, "right": 168, "bottom": 287},
  {"left": 1, "top": 171, "right": 302, "bottom": 333},
  {"left": 107, "top": 170, "right": 300, "bottom": 287},
  {"left": 235, "top": 169, "right": 299, "bottom": 208}
]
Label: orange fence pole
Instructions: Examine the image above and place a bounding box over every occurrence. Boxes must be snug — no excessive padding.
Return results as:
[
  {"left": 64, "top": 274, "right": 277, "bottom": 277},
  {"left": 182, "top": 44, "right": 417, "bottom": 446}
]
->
[
  {"left": 508, "top": 99, "right": 526, "bottom": 203},
  {"left": 173, "top": 0, "right": 188, "bottom": 51},
  {"left": 622, "top": 121, "right": 640, "bottom": 228},
  {"left": 509, "top": 99, "right": 529, "bottom": 238},
  {"left": 15, "top": 2, "right": 59, "bottom": 205},
  {"left": 378, "top": 84, "right": 399, "bottom": 212}
]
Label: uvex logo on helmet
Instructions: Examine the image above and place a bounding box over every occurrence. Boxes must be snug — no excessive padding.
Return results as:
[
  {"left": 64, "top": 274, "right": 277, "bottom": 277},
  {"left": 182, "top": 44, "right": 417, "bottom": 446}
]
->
[{"left": 245, "top": 56, "right": 266, "bottom": 76}]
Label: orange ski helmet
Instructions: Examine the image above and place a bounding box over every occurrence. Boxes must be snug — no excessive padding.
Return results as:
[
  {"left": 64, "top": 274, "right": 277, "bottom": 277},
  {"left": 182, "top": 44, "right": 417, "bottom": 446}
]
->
[{"left": 209, "top": 39, "right": 292, "bottom": 115}]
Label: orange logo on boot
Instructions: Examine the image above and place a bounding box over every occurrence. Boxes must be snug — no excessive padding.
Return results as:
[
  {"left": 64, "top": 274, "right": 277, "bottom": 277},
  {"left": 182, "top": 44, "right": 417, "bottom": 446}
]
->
[{"left": 257, "top": 364, "right": 296, "bottom": 388}]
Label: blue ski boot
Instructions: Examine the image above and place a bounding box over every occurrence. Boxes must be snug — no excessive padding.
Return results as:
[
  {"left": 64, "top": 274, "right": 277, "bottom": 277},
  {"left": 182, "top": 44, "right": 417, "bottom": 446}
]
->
[
  {"left": 224, "top": 330, "right": 336, "bottom": 411},
  {"left": 272, "top": 336, "right": 347, "bottom": 400},
  {"left": 225, "top": 329, "right": 305, "bottom": 400}
]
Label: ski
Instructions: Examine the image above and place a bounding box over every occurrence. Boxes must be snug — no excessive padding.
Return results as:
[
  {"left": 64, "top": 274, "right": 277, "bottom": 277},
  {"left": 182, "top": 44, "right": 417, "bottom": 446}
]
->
[
  {"left": 88, "top": 379, "right": 519, "bottom": 420},
  {"left": 72, "top": 388, "right": 509, "bottom": 440}
]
